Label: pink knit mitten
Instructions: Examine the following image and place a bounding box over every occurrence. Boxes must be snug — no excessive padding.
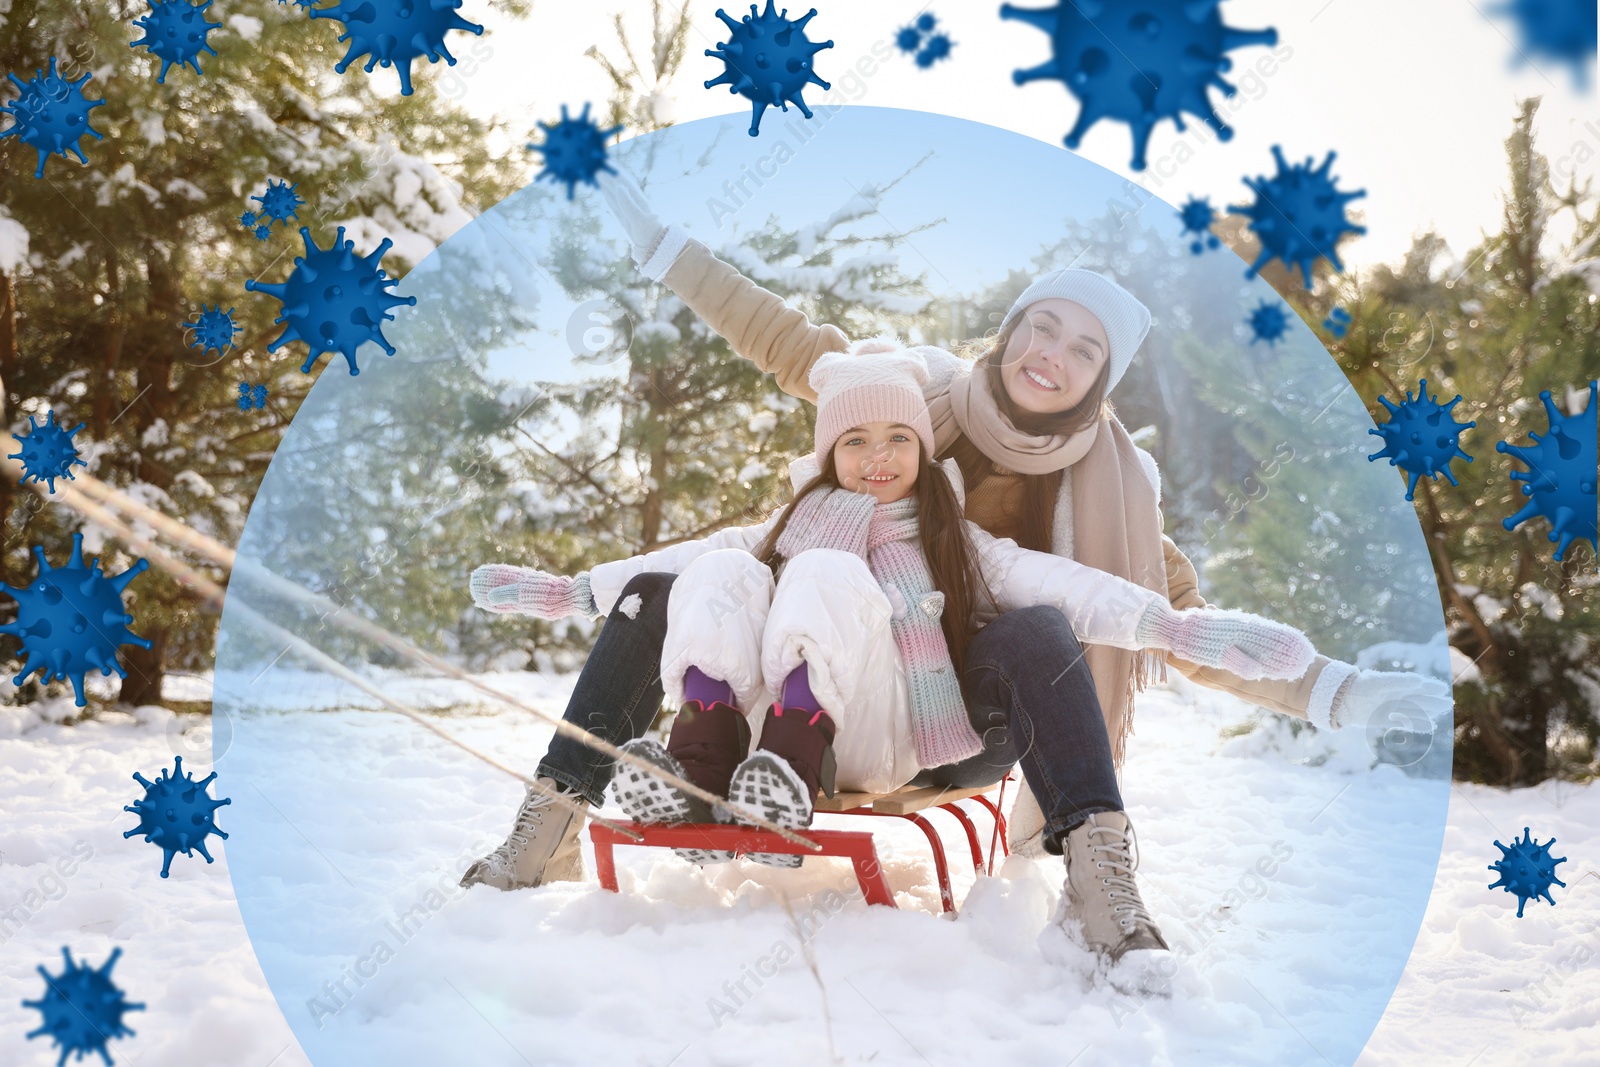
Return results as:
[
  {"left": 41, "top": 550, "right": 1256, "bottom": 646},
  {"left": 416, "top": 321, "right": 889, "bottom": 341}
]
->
[
  {"left": 1136, "top": 602, "right": 1314, "bottom": 681},
  {"left": 468, "top": 564, "right": 599, "bottom": 618}
]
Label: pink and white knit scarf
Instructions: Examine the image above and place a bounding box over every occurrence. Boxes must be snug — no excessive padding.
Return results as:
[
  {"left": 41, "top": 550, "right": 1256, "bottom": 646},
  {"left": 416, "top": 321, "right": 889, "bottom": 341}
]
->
[{"left": 775, "top": 487, "right": 984, "bottom": 768}]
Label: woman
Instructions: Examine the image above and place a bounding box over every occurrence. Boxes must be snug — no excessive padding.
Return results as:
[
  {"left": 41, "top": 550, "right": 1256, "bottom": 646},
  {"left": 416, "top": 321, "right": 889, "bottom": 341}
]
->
[
  {"left": 460, "top": 172, "right": 1444, "bottom": 979},
  {"left": 472, "top": 349, "right": 1311, "bottom": 875}
]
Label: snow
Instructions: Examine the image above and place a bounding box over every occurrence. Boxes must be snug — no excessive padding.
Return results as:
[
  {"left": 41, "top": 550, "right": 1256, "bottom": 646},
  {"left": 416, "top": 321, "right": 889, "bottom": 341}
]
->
[
  {"left": 1354, "top": 630, "right": 1456, "bottom": 683},
  {"left": 0, "top": 206, "right": 27, "bottom": 272},
  {"left": 141, "top": 419, "right": 170, "bottom": 447},
  {"left": 226, "top": 14, "right": 263, "bottom": 42},
  {"left": 337, "top": 150, "right": 475, "bottom": 269},
  {"left": 165, "top": 178, "right": 207, "bottom": 201},
  {"left": 2, "top": 669, "right": 1595, "bottom": 1066},
  {"left": 139, "top": 114, "right": 166, "bottom": 146}
]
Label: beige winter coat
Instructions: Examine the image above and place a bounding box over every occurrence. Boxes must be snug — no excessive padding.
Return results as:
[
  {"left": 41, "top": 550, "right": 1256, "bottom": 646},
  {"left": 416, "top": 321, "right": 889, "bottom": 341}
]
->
[{"left": 658, "top": 238, "right": 1350, "bottom": 737}]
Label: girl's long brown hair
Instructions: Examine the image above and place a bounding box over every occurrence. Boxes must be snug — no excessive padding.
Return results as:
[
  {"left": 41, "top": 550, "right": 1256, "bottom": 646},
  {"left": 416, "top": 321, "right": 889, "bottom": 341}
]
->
[
  {"left": 941, "top": 314, "right": 1114, "bottom": 554},
  {"left": 752, "top": 445, "right": 995, "bottom": 682}
]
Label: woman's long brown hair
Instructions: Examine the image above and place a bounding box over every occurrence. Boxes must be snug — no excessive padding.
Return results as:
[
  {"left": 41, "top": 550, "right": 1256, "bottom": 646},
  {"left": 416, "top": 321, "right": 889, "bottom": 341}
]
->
[
  {"left": 940, "top": 314, "right": 1114, "bottom": 554},
  {"left": 752, "top": 446, "right": 995, "bottom": 682}
]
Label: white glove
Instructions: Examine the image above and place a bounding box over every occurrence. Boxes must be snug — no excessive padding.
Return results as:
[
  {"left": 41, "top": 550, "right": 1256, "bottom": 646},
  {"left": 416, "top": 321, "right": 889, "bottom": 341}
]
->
[
  {"left": 1329, "top": 668, "right": 1451, "bottom": 745},
  {"left": 469, "top": 564, "right": 601, "bottom": 619},
  {"left": 1136, "top": 602, "right": 1315, "bottom": 681},
  {"left": 596, "top": 170, "right": 688, "bottom": 281}
]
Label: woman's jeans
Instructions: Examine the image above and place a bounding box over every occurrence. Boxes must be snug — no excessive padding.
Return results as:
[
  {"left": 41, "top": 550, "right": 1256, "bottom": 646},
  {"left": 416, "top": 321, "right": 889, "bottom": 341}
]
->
[{"left": 537, "top": 574, "right": 1123, "bottom": 855}]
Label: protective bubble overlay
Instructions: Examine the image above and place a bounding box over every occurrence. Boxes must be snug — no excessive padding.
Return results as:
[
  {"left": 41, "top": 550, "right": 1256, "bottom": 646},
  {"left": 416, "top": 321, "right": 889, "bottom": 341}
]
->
[{"left": 215, "top": 107, "right": 1449, "bottom": 1067}]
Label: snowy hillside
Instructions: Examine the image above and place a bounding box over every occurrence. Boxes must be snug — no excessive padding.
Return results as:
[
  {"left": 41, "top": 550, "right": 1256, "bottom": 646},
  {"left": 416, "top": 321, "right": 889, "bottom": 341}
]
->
[{"left": 1, "top": 671, "right": 1595, "bottom": 1067}]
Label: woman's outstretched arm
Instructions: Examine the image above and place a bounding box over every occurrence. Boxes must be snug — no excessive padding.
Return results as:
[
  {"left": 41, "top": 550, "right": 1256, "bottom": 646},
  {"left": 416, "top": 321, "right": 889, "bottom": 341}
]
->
[
  {"left": 602, "top": 171, "right": 847, "bottom": 403},
  {"left": 967, "top": 524, "right": 1315, "bottom": 681},
  {"left": 1157, "top": 532, "right": 1360, "bottom": 725},
  {"left": 658, "top": 240, "right": 848, "bottom": 403}
]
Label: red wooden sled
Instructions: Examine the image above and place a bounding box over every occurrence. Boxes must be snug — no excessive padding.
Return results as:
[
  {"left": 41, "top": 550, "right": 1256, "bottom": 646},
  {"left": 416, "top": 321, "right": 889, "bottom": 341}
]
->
[{"left": 590, "top": 773, "right": 1013, "bottom": 914}]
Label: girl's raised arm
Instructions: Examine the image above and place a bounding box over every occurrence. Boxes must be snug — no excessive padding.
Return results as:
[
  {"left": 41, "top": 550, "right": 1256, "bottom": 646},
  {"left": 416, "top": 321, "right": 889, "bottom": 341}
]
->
[{"left": 601, "top": 172, "right": 847, "bottom": 403}]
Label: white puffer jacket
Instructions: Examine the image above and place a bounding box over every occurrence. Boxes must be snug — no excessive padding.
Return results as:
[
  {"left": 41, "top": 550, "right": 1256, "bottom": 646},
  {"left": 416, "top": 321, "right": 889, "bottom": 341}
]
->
[
  {"left": 588, "top": 454, "right": 1164, "bottom": 646},
  {"left": 589, "top": 454, "right": 1170, "bottom": 791},
  {"left": 589, "top": 453, "right": 1165, "bottom": 671}
]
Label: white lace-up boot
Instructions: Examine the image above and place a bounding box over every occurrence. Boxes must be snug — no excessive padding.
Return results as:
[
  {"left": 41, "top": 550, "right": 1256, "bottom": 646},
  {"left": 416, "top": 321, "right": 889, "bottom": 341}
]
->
[
  {"left": 459, "top": 777, "right": 589, "bottom": 890},
  {"left": 1052, "top": 810, "right": 1173, "bottom": 992}
]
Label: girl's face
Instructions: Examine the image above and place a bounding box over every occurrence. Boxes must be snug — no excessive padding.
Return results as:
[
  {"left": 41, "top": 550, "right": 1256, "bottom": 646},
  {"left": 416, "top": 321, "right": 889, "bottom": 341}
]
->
[
  {"left": 997, "top": 298, "right": 1110, "bottom": 415},
  {"left": 832, "top": 421, "right": 920, "bottom": 503}
]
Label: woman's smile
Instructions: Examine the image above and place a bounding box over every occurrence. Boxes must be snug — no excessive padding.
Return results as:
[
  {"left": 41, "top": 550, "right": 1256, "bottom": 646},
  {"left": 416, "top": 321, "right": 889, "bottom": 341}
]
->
[{"left": 1021, "top": 365, "right": 1062, "bottom": 392}]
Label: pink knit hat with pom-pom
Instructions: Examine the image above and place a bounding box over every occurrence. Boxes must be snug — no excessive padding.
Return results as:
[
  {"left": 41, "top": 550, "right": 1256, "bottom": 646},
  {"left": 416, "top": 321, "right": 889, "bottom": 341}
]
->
[{"left": 808, "top": 339, "right": 936, "bottom": 460}]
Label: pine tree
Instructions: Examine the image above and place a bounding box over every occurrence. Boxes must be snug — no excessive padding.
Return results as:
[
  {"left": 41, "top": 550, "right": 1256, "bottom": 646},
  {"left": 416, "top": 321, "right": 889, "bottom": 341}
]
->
[
  {"left": 0, "top": 0, "right": 529, "bottom": 705},
  {"left": 532, "top": 177, "right": 933, "bottom": 565},
  {"left": 1326, "top": 99, "right": 1599, "bottom": 785}
]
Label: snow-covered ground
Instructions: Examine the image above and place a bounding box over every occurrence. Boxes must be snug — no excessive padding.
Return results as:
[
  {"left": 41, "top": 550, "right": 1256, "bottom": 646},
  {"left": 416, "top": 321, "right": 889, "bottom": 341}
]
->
[{"left": 1, "top": 669, "right": 1595, "bottom": 1067}]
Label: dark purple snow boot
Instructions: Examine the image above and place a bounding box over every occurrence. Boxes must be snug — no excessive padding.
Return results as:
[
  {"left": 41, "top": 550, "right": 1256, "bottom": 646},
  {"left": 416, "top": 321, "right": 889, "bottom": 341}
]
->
[
  {"left": 667, "top": 700, "right": 751, "bottom": 798},
  {"left": 722, "top": 705, "right": 838, "bottom": 868},
  {"left": 609, "top": 701, "right": 751, "bottom": 866}
]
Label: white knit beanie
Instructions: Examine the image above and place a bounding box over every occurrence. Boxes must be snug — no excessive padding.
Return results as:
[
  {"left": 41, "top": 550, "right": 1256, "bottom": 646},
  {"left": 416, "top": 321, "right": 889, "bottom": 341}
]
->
[
  {"left": 1000, "top": 269, "right": 1153, "bottom": 394},
  {"left": 809, "top": 345, "right": 936, "bottom": 461}
]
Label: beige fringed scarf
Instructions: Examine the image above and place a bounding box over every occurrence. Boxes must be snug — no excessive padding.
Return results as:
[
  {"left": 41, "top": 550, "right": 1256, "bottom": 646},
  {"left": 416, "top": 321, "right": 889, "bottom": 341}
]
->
[{"left": 927, "top": 360, "right": 1171, "bottom": 767}]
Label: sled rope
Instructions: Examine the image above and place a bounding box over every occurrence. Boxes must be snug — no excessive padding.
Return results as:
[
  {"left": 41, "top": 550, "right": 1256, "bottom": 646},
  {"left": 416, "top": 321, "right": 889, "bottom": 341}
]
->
[
  {"left": 2, "top": 456, "right": 823, "bottom": 853},
  {"left": 4, "top": 460, "right": 640, "bottom": 841}
]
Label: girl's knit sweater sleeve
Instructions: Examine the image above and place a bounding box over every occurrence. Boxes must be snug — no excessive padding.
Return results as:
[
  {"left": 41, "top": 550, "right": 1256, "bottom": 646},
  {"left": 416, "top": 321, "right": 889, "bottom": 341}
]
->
[
  {"left": 587, "top": 511, "right": 782, "bottom": 616},
  {"left": 661, "top": 238, "right": 849, "bottom": 403},
  {"left": 966, "top": 523, "right": 1166, "bottom": 650}
]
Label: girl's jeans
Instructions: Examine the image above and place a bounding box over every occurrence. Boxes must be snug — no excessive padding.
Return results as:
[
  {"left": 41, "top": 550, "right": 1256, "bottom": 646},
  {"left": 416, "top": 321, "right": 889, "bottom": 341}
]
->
[{"left": 537, "top": 574, "right": 1124, "bottom": 856}]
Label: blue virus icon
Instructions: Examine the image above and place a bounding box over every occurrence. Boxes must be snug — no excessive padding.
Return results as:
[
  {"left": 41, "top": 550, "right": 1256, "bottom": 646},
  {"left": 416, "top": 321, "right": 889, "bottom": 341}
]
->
[
  {"left": 130, "top": 0, "right": 221, "bottom": 84},
  {"left": 916, "top": 32, "right": 954, "bottom": 68},
  {"left": 1228, "top": 146, "right": 1368, "bottom": 290},
  {"left": 9, "top": 411, "right": 88, "bottom": 493},
  {"left": 124, "top": 755, "right": 232, "bottom": 878},
  {"left": 309, "top": 0, "right": 484, "bottom": 96},
  {"left": 183, "top": 304, "right": 239, "bottom": 357},
  {"left": 1179, "top": 195, "right": 1221, "bottom": 255},
  {"left": 1000, "top": 0, "right": 1277, "bottom": 172},
  {"left": 1489, "top": 0, "right": 1596, "bottom": 90},
  {"left": 528, "top": 103, "right": 622, "bottom": 201},
  {"left": 706, "top": 1, "right": 834, "bottom": 136},
  {"left": 1246, "top": 300, "right": 1290, "bottom": 346},
  {"left": 239, "top": 209, "right": 258, "bottom": 230},
  {"left": 254, "top": 224, "right": 272, "bottom": 241},
  {"left": 1488, "top": 826, "right": 1568, "bottom": 917},
  {"left": 1323, "top": 306, "right": 1352, "bottom": 338},
  {"left": 1496, "top": 380, "right": 1598, "bottom": 562},
  {"left": 1, "top": 533, "right": 152, "bottom": 707},
  {"left": 1, "top": 58, "right": 107, "bottom": 178},
  {"left": 1367, "top": 378, "right": 1477, "bottom": 502},
  {"left": 250, "top": 178, "right": 304, "bottom": 232},
  {"left": 245, "top": 226, "right": 417, "bottom": 376},
  {"left": 24, "top": 947, "right": 145, "bottom": 1066},
  {"left": 237, "top": 381, "right": 269, "bottom": 411},
  {"left": 894, "top": 12, "right": 954, "bottom": 67}
]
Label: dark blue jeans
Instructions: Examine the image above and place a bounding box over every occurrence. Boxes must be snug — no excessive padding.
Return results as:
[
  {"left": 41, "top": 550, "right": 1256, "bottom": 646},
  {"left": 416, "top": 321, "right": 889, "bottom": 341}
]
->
[
  {"left": 908, "top": 604, "right": 1124, "bottom": 854},
  {"left": 539, "top": 576, "right": 1122, "bottom": 855}
]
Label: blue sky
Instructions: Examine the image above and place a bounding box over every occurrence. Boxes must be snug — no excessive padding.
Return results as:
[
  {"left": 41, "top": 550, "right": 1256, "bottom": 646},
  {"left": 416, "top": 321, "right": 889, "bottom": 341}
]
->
[{"left": 442, "top": 0, "right": 1598, "bottom": 276}]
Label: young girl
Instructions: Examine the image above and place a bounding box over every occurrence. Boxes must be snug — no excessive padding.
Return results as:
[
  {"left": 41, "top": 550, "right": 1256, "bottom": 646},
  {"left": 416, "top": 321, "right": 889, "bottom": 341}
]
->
[{"left": 474, "top": 348, "right": 1315, "bottom": 870}]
